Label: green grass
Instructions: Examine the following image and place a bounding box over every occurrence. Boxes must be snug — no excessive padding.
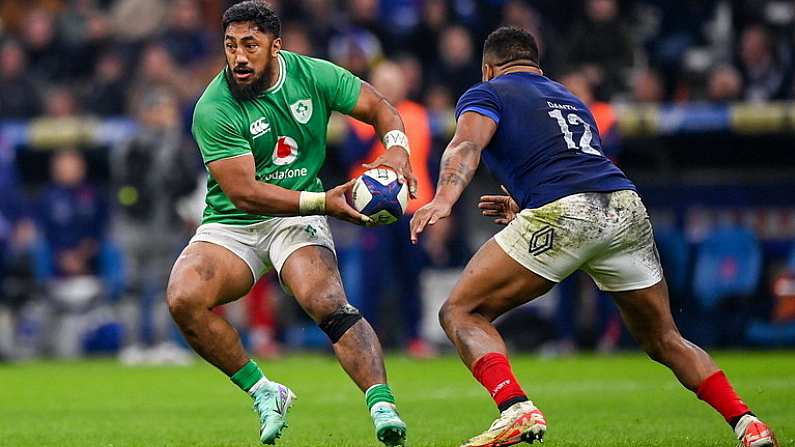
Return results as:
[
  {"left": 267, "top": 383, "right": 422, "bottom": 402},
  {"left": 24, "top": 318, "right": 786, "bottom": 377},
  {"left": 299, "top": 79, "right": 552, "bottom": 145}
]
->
[{"left": 0, "top": 352, "right": 793, "bottom": 446}]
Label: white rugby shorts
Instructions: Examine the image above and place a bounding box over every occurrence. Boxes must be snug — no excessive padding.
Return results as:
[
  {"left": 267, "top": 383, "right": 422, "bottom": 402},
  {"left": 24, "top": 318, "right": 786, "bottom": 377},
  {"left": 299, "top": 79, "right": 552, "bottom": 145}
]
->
[
  {"left": 494, "top": 190, "right": 663, "bottom": 292},
  {"left": 189, "top": 215, "right": 336, "bottom": 286}
]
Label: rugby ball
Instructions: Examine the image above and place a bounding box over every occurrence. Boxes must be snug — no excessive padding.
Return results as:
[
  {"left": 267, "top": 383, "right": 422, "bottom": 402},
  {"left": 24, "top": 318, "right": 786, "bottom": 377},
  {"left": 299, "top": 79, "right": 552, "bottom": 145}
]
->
[{"left": 351, "top": 167, "right": 408, "bottom": 225}]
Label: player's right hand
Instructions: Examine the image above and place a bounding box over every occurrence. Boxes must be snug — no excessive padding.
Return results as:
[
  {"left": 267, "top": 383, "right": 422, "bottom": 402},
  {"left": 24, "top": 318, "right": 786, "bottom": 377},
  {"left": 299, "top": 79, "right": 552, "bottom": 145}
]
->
[
  {"left": 478, "top": 186, "right": 519, "bottom": 225},
  {"left": 326, "top": 179, "right": 373, "bottom": 226},
  {"left": 409, "top": 198, "right": 452, "bottom": 244}
]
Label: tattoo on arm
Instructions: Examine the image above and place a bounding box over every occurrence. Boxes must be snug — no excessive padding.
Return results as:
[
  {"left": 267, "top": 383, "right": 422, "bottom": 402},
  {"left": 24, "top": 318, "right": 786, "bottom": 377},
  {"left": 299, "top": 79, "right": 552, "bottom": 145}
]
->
[{"left": 437, "top": 141, "right": 479, "bottom": 189}]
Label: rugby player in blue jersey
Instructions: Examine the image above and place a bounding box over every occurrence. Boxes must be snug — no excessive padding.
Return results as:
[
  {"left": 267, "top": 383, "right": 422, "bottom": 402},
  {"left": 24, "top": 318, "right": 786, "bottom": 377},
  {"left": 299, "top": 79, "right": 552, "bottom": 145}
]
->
[{"left": 410, "top": 26, "right": 776, "bottom": 447}]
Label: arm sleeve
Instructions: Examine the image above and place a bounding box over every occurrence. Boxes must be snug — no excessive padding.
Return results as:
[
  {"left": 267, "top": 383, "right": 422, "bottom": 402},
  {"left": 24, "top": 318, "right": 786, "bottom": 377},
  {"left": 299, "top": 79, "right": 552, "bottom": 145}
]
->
[
  {"left": 191, "top": 101, "right": 251, "bottom": 164},
  {"left": 312, "top": 58, "right": 363, "bottom": 114},
  {"left": 455, "top": 84, "right": 502, "bottom": 124}
]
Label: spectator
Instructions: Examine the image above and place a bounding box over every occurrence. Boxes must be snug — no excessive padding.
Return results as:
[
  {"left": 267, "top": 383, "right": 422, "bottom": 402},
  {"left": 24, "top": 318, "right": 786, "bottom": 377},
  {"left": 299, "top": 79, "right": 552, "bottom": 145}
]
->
[
  {"left": 161, "top": 0, "right": 212, "bottom": 66},
  {"left": 346, "top": 0, "right": 390, "bottom": 52},
  {"left": 20, "top": 8, "right": 73, "bottom": 81},
  {"left": 566, "top": 0, "right": 634, "bottom": 99},
  {"left": 707, "top": 64, "right": 743, "bottom": 103},
  {"left": 36, "top": 150, "right": 108, "bottom": 279},
  {"left": 107, "top": 0, "right": 168, "bottom": 44},
  {"left": 737, "top": 24, "right": 788, "bottom": 102},
  {"left": 409, "top": 0, "right": 449, "bottom": 66},
  {"left": 302, "top": 0, "right": 339, "bottom": 59},
  {"left": 0, "top": 168, "right": 37, "bottom": 300},
  {"left": 283, "top": 21, "right": 316, "bottom": 56},
  {"left": 631, "top": 68, "right": 666, "bottom": 103},
  {"left": 129, "top": 43, "right": 194, "bottom": 109},
  {"left": 44, "top": 86, "right": 80, "bottom": 119},
  {"left": 113, "top": 87, "right": 200, "bottom": 356},
  {"left": 84, "top": 50, "right": 128, "bottom": 116},
  {"left": 328, "top": 28, "right": 383, "bottom": 78},
  {"left": 501, "top": 0, "right": 563, "bottom": 77},
  {"left": 344, "top": 61, "right": 438, "bottom": 357},
  {"left": 394, "top": 53, "right": 423, "bottom": 101},
  {"left": 58, "top": 0, "right": 112, "bottom": 78},
  {"left": 0, "top": 39, "right": 42, "bottom": 119},
  {"left": 430, "top": 25, "right": 481, "bottom": 98}
]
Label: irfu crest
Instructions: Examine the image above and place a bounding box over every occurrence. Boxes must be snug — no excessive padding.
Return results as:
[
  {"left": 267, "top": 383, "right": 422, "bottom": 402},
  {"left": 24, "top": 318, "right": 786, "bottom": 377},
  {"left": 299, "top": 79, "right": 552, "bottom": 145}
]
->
[{"left": 290, "top": 99, "right": 313, "bottom": 124}]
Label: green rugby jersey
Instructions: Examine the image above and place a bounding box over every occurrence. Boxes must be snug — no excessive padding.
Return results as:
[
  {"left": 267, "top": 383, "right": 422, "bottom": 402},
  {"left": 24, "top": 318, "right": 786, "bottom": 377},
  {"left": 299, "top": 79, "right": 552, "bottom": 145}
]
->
[{"left": 192, "top": 50, "right": 362, "bottom": 225}]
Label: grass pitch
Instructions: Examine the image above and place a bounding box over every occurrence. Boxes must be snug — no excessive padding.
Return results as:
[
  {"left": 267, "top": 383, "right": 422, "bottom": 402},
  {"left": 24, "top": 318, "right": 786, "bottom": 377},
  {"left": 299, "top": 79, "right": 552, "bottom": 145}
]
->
[{"left": 0, "top": 352, "right": 793, "bottom": 446}]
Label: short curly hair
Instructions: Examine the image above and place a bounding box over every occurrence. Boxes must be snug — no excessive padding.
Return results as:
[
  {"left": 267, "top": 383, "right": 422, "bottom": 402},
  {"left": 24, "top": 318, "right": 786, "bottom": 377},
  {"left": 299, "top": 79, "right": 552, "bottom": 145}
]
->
[
  {"left": 222, "top": 1, "right": 281, "bottom": 37},
  {"left": 483, "top": 26, "right": 540, "bottom": 67}
]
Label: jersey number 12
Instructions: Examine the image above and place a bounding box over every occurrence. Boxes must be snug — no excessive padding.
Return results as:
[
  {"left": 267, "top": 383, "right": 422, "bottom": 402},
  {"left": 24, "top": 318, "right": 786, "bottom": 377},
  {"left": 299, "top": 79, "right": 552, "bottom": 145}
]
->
[{"left": 547, "top": 109, "right": 602, "bottom": 156}]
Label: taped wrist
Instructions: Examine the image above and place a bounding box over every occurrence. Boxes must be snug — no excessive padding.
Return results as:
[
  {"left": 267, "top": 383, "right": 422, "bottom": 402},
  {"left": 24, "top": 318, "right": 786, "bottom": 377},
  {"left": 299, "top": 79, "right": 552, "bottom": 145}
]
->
[
  {"left": 299, "top": 191, "right": 326, "bottom": 215},
  {"left": 319, "top": 304, "right": 362, "bottom": 343},
  {"left": 383, "top": 130, "right": 410, "bottom": 155}
]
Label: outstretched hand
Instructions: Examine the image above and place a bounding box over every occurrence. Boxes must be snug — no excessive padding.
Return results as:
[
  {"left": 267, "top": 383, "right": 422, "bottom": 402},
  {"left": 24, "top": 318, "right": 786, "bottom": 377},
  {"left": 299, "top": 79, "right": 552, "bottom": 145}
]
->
[
  {"left": 325, "top": 179, "right": 373, "bottom": 226},
  {"left": 478, "top": 186, "right": 519, "bottom": 225},
  {"left": 409, "top": 199, "right": 452, "bottom": 244}
]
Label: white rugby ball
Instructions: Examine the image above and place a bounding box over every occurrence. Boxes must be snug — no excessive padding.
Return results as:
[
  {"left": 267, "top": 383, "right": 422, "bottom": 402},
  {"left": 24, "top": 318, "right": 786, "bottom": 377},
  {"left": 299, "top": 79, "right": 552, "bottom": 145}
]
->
[{"left": 351, "top": 167, "right": 408, "bottom": 225}]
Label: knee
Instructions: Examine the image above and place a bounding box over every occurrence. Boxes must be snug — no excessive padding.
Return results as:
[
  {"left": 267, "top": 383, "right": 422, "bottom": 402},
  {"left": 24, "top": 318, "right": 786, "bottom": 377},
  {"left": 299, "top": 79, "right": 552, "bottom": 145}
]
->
[
  {"left": 439, "top": 300, "right": 465, "bottom": 334},
  {"left": 318, "top": 302, "right": 363, "bottom": 344},
  {"left": 305, "top": 288, "right": 348, "bottom": 323},
  {"left": 643, "top": 330, "right": 685, "bottom": 364},
  {"left": 165, "top": 280, "right": 204, "bottom": 319}
]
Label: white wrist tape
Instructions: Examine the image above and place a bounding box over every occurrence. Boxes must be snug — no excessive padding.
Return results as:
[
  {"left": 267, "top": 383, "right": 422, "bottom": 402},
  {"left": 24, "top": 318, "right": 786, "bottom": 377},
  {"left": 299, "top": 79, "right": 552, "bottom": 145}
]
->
[
  {"left": 298, "top": 191, "right": 326, "bottom": 215},
  {"left": 383, "top": 130, "right": 410, "bottom": 155}
]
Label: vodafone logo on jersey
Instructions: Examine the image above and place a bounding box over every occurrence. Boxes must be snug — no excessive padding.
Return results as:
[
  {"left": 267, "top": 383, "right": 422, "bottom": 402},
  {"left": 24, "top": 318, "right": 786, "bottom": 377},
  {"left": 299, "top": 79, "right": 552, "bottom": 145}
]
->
[{"left": 272, "top": 136, "right": 299, "bottom": 166}]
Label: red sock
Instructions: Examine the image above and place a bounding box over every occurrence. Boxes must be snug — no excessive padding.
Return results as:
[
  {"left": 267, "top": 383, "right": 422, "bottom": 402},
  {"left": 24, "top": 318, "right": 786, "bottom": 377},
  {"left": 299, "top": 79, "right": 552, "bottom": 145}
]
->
[
  {"left": 472, "top": 352, "right": 528, "bottom": 412},
  {"left": 696, "top": 370, "right": 751, "bottom": 425}
]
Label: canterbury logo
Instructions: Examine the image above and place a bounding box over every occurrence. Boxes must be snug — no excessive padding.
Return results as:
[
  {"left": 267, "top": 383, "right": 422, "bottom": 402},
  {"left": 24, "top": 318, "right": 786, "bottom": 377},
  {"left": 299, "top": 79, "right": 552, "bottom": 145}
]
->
[{"left": 250, "top": 117, "right": 271, "bottom": 139}]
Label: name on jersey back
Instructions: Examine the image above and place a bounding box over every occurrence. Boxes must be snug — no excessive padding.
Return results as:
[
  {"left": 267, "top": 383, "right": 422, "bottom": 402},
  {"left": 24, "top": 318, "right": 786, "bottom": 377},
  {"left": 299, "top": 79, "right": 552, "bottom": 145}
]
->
[{"left": 547, "top": 101, "right": 578, "bottom": 111}]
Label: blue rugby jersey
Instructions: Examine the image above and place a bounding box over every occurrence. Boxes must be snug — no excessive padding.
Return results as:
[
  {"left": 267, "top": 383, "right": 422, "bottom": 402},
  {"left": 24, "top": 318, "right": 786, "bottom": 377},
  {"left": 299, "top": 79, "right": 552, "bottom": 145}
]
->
[{"left": 455, "top": 72, "right": 635, "bottom": 210}]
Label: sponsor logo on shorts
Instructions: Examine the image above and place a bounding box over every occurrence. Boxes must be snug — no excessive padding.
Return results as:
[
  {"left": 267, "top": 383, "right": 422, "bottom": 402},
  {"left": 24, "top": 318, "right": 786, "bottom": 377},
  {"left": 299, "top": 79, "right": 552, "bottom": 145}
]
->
[{"left": 529, "top": 226, "right": 554, "bottom": 256}]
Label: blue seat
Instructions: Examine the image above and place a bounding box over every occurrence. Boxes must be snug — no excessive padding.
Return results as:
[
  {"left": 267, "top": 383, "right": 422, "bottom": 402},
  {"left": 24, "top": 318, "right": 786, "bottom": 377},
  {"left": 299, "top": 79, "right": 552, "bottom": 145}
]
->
[
  {"left": 655, "top": 228, "right": 689, "bottom": 296},
  {"left": 788, "top": 243, "right": 795, "bottom": 272},
  {"left": 692, "top": 226, "right": 761, "bottom": 310},
  {"left": 31, "top": 237, "right": 126, "bottom": 302}
]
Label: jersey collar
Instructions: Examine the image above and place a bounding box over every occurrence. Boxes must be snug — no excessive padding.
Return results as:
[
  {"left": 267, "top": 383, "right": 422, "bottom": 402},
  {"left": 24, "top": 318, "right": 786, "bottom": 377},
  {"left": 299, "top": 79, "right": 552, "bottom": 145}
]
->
[{"left": 264, "top": 53, "right": 287, "bottom": 95}]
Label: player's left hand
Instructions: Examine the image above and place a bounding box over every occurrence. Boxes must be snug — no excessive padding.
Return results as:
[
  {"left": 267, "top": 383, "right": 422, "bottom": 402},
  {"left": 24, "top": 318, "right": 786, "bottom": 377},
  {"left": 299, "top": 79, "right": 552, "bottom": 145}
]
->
[
  {"left": 409, "top": 198, "right": 452, "bottom": 244},
  {"left": 478, "top": 185, "right": 519, "bottom": 225},
  {"left": 363, "top": 146, "right": 418, "bottom": 199}
]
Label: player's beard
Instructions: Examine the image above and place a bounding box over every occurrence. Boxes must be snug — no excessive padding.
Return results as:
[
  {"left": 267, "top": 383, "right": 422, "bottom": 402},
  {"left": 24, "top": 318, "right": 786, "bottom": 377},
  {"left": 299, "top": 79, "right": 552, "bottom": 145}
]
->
[{"left": 225, "top": 61, "right": 275, "bottom": 101}]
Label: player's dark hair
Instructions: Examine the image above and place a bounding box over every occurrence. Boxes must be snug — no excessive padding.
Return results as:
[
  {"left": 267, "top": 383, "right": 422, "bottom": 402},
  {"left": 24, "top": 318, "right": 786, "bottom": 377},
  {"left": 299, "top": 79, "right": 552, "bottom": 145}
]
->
[
  {"left": 483, "top": 26, "right": 540, "bottom": 68},
  {"left": 222, "top": 0, "right": 281, "bottom": 37}
]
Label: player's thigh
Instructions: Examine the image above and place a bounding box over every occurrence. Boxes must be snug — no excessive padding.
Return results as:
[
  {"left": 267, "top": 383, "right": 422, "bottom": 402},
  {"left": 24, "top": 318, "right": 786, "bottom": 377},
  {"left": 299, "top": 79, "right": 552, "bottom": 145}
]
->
[
  {"left": 610, "top": 279, "right": 680, "bottom": 350},
  {"left": 445, "top": 238, "right": 555, "bottom": 321},
  {"left": 167, "top": 241, "right": 255, "bottom": 309},
  {"left": 280, "top": 245, "right": 348, "bottom": 322}
]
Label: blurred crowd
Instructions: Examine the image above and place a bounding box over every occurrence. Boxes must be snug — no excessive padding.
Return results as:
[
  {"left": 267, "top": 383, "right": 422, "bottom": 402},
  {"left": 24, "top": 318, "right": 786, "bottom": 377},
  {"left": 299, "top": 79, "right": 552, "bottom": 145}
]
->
[{"left": 3, "top": 0, "right": 795, "bottom": 361}]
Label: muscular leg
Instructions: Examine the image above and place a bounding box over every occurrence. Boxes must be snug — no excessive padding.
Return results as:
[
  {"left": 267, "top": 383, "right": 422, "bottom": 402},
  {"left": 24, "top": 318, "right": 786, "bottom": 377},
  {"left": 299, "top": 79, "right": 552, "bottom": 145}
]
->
[
  {"left": 612, "top": 279, "right": 762, "bottom": 436},
  {"left": 166, "top": 242, "right": 254, "bottom": 375},
  {"left": 441, "top": 239, "right": 554, "bottom": 445},
  {"left": 611, "top": 279, "right": 718, "bottom": 389},
  {"left": 439, "top": 239, "right": 555, "bottom": 367},
  {"left": 280, "top": 245, "right": 386, "bottom": 391}
]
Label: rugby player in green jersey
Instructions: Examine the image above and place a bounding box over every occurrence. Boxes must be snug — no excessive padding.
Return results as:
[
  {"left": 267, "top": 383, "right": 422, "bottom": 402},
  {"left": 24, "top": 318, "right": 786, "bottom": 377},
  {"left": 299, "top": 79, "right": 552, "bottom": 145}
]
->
[{"left": 165, "top": 2, "right": 416, "bottom": 445}]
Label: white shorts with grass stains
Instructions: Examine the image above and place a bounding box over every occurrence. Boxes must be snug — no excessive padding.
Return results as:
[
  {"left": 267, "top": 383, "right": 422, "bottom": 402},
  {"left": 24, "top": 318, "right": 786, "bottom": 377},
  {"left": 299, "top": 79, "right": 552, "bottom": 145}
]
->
[{"left": 494, "top": 190, "right": 663, "bottom": 292}]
